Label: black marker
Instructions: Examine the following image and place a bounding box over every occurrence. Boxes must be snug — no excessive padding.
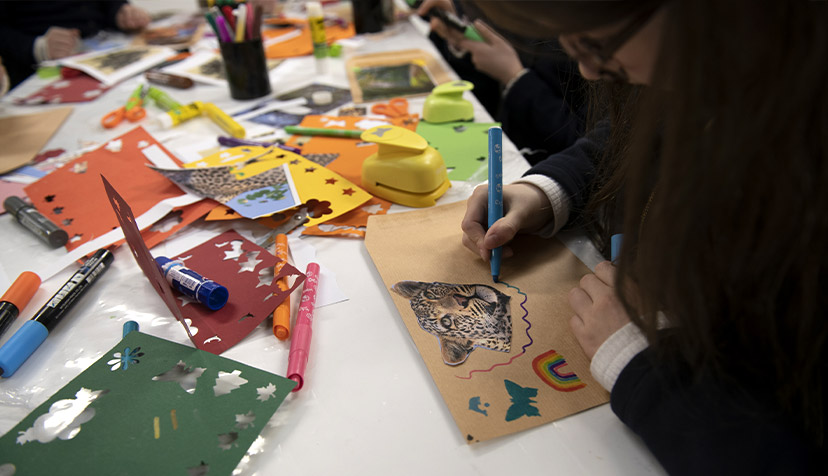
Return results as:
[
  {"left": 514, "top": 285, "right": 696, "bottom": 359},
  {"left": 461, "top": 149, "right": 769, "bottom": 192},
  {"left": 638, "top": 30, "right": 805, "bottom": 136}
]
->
[
  {"left": 3, "top": 196, "right": 69, "bottom": 247},
  {"left": 0, "top": 249, "right": 114, "bottom": 377}
]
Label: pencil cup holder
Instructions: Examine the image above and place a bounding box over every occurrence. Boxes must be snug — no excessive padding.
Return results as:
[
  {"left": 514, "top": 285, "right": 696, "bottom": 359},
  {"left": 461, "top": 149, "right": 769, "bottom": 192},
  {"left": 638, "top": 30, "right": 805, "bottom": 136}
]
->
[{"left": 219, "top": 39, "right": 272, "bottom": 100}]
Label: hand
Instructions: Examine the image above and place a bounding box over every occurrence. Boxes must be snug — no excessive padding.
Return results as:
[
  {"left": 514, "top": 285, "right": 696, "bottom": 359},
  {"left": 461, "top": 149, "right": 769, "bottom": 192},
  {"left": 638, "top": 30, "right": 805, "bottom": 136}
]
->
[
  {"left": 43, "top": 27, "right": 81, "bottom": 60},
  {"left": 568, "top": 261, "right": 632, "bottom": 359},
  {"left": 418, "top": 0, "right": 469, "bottom": 48},
  {"left": 116, "top": 4, "right": 151, "bottom": 32},
  {"left": 0, "top": 56, "right": 8, "bottom": 97},
  {"left": 461, "top": 183, "right": 554, "bottom": 262},
  {"left": 459, "top": 20, "right": 525, "bottom": 85}
]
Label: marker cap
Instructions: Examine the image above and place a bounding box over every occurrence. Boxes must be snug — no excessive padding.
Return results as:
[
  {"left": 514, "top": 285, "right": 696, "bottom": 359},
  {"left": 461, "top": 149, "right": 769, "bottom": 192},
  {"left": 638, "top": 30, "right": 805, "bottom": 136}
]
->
[
  {"left": 0, "top": 320, "right": 49, "bottom": 377},
  {"left": 1, "top": 271, "right": 41, "bottom": 310}
]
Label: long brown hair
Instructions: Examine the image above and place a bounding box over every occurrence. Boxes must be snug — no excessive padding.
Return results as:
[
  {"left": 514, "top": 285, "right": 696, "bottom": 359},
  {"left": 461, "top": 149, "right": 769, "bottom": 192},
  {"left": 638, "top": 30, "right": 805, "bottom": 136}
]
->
[{"left": 469, "top": 0, "right": 828, "bottom": 443}]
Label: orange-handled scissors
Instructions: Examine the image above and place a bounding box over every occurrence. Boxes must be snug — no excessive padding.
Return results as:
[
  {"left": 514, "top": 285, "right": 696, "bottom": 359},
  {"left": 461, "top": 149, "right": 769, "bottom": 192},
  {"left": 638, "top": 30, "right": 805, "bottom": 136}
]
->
[
  {"left": 371, "top": 97, "right": 409, "bottom": 118},
  {"left": 101, "top": 84, "right": 147, "bottom": 129}
]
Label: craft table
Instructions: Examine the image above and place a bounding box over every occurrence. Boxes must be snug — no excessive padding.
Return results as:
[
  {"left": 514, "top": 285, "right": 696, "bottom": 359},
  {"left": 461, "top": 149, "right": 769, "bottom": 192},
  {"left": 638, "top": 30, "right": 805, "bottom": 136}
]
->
[{"left": 0, "top": 5, "right": 665, "bottom": 475}]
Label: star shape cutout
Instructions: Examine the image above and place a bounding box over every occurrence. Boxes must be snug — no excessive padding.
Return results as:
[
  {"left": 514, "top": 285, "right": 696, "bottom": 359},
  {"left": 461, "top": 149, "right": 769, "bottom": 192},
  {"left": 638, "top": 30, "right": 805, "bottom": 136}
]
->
[
  {"left": 305, "top": 167, "right": 316, "bottom": 173},
  {"left": 325, "top": 178, "right": 338, "bottom": 185},
  {"left": 290, "top": 159, "right": 301, "bottom": 165},
  {"left": 370, "top": 126, "right": 393, "bottom": 138},
  {"left": 342, "top": 188, "right": 356, "bottom": 196}
]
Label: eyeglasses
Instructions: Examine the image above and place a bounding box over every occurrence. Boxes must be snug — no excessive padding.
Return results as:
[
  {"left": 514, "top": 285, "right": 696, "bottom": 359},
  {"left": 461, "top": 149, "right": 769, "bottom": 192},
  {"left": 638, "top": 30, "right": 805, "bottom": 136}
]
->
[{"left": 559, "top": 7, "right": 657, "bottom": 83}]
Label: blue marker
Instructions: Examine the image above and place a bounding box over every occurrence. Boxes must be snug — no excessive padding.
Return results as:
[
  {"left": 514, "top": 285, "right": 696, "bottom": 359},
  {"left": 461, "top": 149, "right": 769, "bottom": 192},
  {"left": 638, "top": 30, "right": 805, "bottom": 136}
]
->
[
  {"left": 123, "top": 320, "right": 139, "bottom": 338},
  {"left": 488, "top": 126, "right": 503, "bottom": 282},
  {"left": 611, "top": 234, "right": 623, "bottom": 262},
  {"left": 0, "top": 249, "right": 114, "bottom": 377}
]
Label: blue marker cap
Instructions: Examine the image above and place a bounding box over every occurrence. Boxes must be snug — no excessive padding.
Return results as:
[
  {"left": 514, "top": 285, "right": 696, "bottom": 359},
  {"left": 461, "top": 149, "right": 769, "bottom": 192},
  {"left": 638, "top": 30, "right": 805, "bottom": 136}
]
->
[
  {"left": 123, "top": 320, "right": 139, "bottom": 337},
  {"left": 0, "top": 320, "right": 49, "bottom": 377}
]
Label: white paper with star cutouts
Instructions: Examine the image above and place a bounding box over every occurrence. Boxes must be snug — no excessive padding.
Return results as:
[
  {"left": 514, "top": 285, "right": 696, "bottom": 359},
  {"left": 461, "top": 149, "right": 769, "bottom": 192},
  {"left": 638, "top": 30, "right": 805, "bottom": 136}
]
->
[{"left": 0, "top": 331, "right": 296, "bottom": 475}]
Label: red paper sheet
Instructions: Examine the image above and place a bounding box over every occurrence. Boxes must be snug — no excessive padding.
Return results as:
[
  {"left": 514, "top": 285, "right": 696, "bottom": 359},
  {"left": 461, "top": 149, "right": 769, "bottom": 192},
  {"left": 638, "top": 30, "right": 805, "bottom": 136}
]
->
[
  {"left": 25, "top": 127, "right": 212, "bottom": 251},
  {"left": 15, "top": 74, "right": 111, "bottom": 105},
  {"left": 104, "top": 177, "right": 305, "bottom": 354}
]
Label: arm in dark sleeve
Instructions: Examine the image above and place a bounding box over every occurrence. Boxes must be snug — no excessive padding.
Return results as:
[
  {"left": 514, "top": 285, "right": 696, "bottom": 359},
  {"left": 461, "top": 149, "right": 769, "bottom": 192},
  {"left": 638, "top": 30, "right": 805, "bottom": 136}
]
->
[
  {"left": 501, "top": 67, "right": 585, "bottom": 158},
  {"left": 611, "top": 345, "right": 815, "bottom": 475},
  {"left": 100, "top": 1, "right": 130, "bottom": 31},
  {"left": 522, "top": 119, "right": 608, "bottom": 226}
]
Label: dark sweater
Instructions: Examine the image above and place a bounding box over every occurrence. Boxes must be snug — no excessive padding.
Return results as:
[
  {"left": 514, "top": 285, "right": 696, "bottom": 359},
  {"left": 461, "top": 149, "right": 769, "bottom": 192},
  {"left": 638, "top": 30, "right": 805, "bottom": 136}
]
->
[{"left": 0, "top": 1, "right": 127, "bottom": 88}]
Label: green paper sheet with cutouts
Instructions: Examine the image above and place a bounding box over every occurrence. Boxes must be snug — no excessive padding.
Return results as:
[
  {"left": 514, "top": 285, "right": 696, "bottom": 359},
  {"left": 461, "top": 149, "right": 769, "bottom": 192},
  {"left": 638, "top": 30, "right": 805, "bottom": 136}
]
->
[
  {"left": 415, "top": 121, "right": 500, "bottom": 181},
  {"left": 0, "top": 332, "right": 296, "bottom": 475}
]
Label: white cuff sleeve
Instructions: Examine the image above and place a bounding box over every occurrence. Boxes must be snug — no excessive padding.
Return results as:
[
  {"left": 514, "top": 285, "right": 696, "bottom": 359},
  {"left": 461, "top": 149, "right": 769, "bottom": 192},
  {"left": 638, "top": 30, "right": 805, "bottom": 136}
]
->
[
  {"left": 34, "top": 35, "right": 50, "bottom": 62},
  {"left": 589, "top": 322, "right": 649, "bottom": 392},
  {"left": 512, "top": 175, "right": 570, "bottom": 238},
  {"left": 502, "top": 68, "right": 529, "bottom": 97}
]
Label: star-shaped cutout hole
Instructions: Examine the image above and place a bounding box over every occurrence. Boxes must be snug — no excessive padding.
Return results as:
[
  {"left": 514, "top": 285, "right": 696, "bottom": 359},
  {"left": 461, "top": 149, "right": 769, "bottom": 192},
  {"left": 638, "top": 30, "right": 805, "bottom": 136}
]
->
[
  {"left": 370, "top": 126, "right": 393, "bottom": 138},
  {"left": 342, "top": 188, "right": 355, "bottom": 196},
  {"left": 325, "top": 178, "right": 338, "bottom": 185},
  {"left": 305, "top": 167, "right": 316, "bottom": 173}
]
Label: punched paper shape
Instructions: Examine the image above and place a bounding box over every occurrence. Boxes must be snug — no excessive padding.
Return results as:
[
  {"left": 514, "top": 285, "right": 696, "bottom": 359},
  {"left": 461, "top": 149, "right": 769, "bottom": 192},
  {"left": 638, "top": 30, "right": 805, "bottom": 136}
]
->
[
  {"left": 104, "top": 177, "right": 304, "bottom": 354},
  {"left": 183, "top": 146, "right": 371, "bottom": 227},
  {"left": 365, "top": 201, "right": 609, "bottom": 443},
  {"left": 25, "top": 127, "right": 213, "bottom": 251},
  {"left": 0, "top": 331, "right": 296, "bottom": 475},
  {"left": 415, "top": 121, "right": 499, "bottom": 181}
]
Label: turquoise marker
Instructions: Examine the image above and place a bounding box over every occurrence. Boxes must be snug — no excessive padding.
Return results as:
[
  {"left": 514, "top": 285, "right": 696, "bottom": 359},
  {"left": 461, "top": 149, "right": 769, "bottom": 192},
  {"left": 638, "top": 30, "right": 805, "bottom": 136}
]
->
[
  {"left": 284, "top": 126, "right": 363, "bottom": 139},
  {"left": 123, "top": 321, "right": 139, "bottom": 338},
  {"left": 611, "top": 234, "right": 623, "bottom": 262},
  {"left": 488, "top": 126, "right": 503, "bottom": 282}
]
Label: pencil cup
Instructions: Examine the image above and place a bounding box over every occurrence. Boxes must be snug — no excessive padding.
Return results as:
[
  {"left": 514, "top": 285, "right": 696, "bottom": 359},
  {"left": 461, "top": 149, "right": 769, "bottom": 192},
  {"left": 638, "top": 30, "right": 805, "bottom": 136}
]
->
[{"left": 219, "top": 39, "right": 271, "bottom": 100}]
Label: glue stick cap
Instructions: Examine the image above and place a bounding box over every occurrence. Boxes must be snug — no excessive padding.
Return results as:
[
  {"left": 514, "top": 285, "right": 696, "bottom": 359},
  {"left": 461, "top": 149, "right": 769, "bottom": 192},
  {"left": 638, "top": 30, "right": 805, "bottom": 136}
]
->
[
  {"left": 155, "top": 112, "right": 175, "bottom": 129},
  {"left": 199, "top": 280, "right": 229, "bottom": 311},
  {"left": 1, "top": 271, "right": 41, "bottom": 310}
]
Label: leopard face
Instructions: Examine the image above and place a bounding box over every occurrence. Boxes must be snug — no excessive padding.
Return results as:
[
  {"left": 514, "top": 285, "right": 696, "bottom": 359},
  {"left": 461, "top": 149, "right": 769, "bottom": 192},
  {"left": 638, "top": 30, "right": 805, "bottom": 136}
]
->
[{"left": 392, "top": 281, "right": 511, "bottom": 366}]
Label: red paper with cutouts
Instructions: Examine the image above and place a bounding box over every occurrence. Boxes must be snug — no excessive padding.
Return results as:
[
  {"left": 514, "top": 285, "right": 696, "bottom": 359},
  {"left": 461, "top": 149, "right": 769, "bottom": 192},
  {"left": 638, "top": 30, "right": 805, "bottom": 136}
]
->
[
  {"left": 104, "top": 176, "right": 305, "bottom": 354},
  {"left": 24, "top": 127, "right": 213, "bottom": 251},
  {"left": 263, "top": 19, "right": 354, "bottom": 59},
  {"left": 14, "top": 74, "right": 110, "bottom": 105}
]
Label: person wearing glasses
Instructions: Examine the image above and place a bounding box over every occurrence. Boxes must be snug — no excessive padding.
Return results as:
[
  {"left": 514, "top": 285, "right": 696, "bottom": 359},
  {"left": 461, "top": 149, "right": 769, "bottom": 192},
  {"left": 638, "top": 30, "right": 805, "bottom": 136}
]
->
[{"left": 461, "top": 1, "right": 827, "bottom": 473}]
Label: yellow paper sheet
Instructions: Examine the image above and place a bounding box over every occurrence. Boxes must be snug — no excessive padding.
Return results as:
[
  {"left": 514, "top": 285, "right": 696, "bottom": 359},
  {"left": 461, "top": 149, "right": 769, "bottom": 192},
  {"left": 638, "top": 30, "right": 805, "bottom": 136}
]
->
[{"left": 186, "top": 146, "right": 371, "bottom": 226}]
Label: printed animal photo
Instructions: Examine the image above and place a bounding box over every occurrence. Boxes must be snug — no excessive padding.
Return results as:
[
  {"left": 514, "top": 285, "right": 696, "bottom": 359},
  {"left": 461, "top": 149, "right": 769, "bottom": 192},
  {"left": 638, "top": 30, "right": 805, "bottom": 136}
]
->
[{"left": 391, "top": 281, "right": 512, "bottom": 365}]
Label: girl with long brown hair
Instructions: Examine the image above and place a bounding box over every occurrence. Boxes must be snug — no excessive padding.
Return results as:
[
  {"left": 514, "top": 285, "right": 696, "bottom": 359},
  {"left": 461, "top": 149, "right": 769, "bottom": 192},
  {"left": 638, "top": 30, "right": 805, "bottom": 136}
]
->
[{"left": 460, "top": 1, "right": 828, "bottom": 473}]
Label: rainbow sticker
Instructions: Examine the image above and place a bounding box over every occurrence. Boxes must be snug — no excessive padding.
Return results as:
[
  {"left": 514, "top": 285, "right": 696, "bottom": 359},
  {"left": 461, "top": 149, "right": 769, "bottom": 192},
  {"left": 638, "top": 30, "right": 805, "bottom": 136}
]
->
[{"left": 532, "top": 350, "right": 586, "bottom": 392}]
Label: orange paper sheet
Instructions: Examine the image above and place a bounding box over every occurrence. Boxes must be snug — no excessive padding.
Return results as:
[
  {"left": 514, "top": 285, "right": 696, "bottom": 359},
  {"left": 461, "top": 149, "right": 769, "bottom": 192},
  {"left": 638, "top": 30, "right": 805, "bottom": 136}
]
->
[
  {"left": 25, "top": 127, "right": 211, "bottom": 251},
  {"left": 263, "top": 19, "right": 354, "bottom": 59}
]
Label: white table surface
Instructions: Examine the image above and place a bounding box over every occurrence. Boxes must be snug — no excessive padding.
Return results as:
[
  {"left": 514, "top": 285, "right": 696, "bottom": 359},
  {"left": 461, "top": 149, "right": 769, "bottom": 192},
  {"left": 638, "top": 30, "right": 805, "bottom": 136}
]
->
[{"left": 0, "top": 7, "right": 665, "bottom": 475}]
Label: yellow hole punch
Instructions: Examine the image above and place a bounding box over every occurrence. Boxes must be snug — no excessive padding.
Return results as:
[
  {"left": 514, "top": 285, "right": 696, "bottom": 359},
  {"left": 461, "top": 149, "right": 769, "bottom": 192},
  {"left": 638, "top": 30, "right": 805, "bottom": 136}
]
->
[
  {"left": 360, "top": 125, "right": 451, "bottom": 208},
  {"left": 422, "top": 80, "right": 474, "bottom": 123}
]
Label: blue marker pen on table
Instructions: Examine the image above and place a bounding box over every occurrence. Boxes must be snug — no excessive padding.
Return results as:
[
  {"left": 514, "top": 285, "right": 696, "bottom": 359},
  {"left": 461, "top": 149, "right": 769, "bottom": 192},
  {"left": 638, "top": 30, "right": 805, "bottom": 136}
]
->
[
  {"left": 488, "top": 126, "right": 503, "bottom": 283},
  {"left": 0, "top": 249, "right": 114, "bottom": 377}
]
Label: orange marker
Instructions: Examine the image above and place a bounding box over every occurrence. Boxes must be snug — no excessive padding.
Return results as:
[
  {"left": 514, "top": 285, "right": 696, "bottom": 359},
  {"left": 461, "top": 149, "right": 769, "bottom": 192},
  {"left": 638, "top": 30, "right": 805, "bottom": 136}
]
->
[{"left": 273, "top": 233, "right": 291, "bottom": 340}]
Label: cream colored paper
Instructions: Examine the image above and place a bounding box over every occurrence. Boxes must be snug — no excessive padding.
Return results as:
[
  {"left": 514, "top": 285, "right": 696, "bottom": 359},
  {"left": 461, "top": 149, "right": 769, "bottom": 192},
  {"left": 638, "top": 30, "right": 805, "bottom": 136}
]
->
[{"left": 365, "top": 201, "right": 609, "bottom": 443}]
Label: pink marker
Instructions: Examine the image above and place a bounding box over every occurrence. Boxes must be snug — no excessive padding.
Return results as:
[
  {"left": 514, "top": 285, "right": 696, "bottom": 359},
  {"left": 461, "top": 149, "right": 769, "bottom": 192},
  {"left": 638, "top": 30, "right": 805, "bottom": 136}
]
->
[{"left": 287, "top": 262, "right": 320, "bottom": 392}]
